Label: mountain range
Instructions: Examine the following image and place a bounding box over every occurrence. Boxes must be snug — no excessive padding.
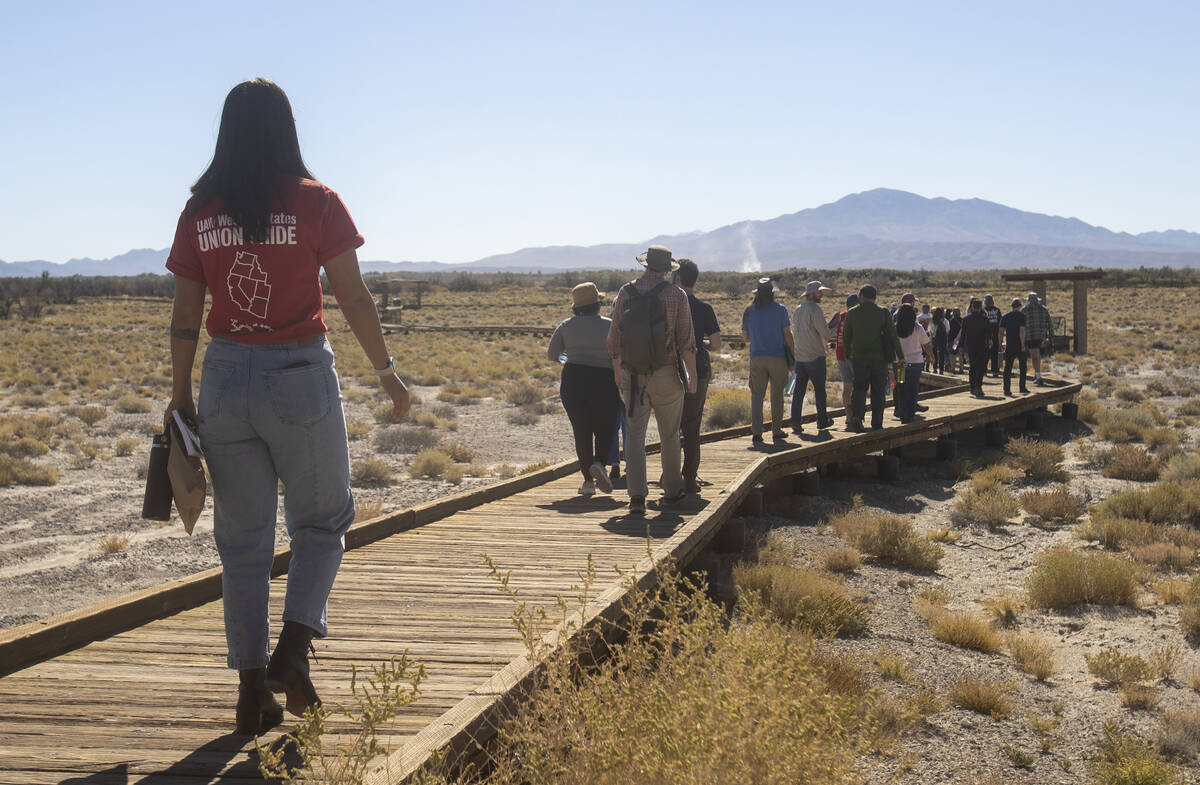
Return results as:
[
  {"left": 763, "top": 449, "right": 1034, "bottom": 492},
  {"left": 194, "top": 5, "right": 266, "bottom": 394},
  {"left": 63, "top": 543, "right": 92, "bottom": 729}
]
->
[{"left": 5, "top": 189, "right": 1199, "bottom": 276}]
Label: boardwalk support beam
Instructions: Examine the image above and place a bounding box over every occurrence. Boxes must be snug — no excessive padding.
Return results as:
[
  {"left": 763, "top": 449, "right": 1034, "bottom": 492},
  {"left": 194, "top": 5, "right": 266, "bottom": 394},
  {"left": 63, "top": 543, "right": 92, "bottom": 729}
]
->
[
  {"left": 876, "top": 454, "right": 900, "bottom": 481},
  {"left": 793, "top": 470, "right": 821, "bottom": 496},
  {"left": 1062, "top": 402, "right": 1079, "bottom": 420},
  {"left": 1025, "top": 411, "right": 1046, "bottom": 432},
  {"left": 936, "top": 435, "right": 958, "bottom": 461},
  {"left": 985, "top": 423, "right": 1006, "bottom": 447}
]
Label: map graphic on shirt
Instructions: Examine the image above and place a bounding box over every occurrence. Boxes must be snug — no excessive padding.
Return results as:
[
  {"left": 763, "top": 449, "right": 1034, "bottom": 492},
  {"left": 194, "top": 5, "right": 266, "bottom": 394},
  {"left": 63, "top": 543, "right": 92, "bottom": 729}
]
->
[{"left": 227, "top": 251, "right": 272, "bottom": 320}]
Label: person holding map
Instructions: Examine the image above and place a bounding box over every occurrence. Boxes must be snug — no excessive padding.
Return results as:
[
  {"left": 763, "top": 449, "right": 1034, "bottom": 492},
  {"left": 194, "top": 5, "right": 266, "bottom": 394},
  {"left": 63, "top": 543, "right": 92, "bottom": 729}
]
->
[{"left": 163, "top": 79, "right": 410, "bottom": 735}]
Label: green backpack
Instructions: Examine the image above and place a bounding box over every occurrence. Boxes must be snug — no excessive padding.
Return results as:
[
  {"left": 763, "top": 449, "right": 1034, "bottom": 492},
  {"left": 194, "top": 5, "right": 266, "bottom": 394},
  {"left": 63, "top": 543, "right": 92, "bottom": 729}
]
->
[{"left": 619, "top": 281, "right": 672, "bottom": 375}]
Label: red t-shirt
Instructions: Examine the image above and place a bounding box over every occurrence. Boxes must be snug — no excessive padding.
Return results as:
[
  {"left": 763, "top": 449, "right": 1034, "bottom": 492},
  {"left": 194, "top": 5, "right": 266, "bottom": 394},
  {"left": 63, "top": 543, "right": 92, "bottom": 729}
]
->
[
  {"left": 831, "top": 311, "right": 848, "bottom": 361},
  {"left": 166, "top": 178, "right": 364, "bottom": 344}
]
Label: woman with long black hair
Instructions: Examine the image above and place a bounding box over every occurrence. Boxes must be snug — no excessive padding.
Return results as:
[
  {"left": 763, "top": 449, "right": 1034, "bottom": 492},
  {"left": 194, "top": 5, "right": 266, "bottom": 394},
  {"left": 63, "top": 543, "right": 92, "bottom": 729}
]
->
[
  {"left": 894, "top": 304, "right": 931, "bottom": 423},
  {"left": 163, "top": 79, "right": 410, "bottom": 734}
]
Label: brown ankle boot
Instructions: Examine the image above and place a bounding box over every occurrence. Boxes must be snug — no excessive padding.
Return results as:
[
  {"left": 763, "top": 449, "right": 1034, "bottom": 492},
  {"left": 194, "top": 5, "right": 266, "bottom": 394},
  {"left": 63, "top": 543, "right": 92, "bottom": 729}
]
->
[
  {"left": 235, "top": 667, "right": 284, "bottom": 735},
  {"left": 265, "top": 621, "right": 321, "bottom": 717}
]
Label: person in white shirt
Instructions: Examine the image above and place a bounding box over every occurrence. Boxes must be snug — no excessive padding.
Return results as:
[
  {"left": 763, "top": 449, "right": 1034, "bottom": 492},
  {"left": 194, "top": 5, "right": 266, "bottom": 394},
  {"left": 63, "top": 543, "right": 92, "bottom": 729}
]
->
[
  {"left": 894, "top": 303, "right": 932, "bottom": 423},
  {"left": 789, "top": 281, "right": 834, "bottom": 432}
]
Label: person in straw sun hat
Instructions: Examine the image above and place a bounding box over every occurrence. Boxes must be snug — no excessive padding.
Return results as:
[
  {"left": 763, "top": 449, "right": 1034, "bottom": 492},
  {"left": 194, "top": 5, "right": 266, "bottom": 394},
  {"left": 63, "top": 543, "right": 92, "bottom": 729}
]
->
[
  {"left": 606, "top": 246, "right": 697, "bottom": 515},
  {"left": 790, "top": 280, "right": 834, "bottom": 432},
  {"left": 547, "top": 282, "right": 622, "bottom": 497}
]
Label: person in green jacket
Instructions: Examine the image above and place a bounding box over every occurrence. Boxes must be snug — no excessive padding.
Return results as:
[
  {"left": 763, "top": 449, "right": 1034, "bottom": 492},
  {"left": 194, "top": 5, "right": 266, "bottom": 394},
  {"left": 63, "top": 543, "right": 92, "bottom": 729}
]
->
[{"left": 842, "top": 284, "right": 904, "bottom": 432}]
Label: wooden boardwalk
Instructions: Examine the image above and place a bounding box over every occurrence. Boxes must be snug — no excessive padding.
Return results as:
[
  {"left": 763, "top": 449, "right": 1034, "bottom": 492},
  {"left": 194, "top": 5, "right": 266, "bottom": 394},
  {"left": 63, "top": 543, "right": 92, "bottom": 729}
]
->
[{"left": 0, "top": 374, "right": 1080, "bottom": 784}]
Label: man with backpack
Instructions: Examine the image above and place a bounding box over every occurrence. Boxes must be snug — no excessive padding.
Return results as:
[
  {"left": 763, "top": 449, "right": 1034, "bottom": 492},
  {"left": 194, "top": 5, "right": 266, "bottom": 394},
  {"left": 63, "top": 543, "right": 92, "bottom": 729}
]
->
[{"left": 607, "top": 246, "right": 698, "bottom": 515}]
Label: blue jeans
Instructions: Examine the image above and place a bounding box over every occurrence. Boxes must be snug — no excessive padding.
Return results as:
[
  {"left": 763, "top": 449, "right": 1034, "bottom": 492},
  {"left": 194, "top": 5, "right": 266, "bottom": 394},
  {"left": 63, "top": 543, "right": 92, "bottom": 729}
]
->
[
  {"left": 899, "top": 363, "right": 923, "bottom": 420},
  {"left": 199, "top": 336, "right": 354, "bottom": 669},
  {"left": 790, "top": 357, "right": 828, "bottom": 427}
]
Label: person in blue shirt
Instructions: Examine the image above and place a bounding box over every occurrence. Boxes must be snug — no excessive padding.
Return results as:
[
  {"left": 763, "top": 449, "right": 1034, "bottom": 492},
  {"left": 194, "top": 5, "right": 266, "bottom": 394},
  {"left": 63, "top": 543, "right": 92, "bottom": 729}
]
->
[{"left": 740, "top": 277, "right": 795, "bottom": 444}]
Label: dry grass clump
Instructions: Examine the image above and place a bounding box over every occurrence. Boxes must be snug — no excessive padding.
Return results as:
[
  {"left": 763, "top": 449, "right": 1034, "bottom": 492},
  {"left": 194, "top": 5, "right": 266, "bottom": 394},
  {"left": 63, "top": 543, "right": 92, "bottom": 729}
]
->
[
  {"left": 1132, "top": 542, "right": 1196, "bottom": 571},
  {"left": 98, "top": 534, "right": 130, "bottom": 554},
  {"left": 0, "top": 455, "right": 59, "bottom": 487},
  {"left": 828, "top": 509, "right": 943, "bottom": 572},
  {"left": 1007, "top": 633, "right": 1056, "bottom": 681},
  {"left": 115, "top": 393, "right": 153, "bottom": 414},
  {"left": 1085, "top": 648, "right": 1153, "bottom": 688},
  {"left": 1006, "top": 436, "right": 1067, "bottom": 481},
  {"left": 928, "top": 610, "right": 1002, "bottom": 653},
  {"left": 980, "top": 594, "right": 1021, "bottom": 628},
  {"left": 1025, "top": 548, "right": 1139, "bottom": 609},
  {"left": 1153, "top": 578, "right": 1190, "bottom": 605},
  {"left": 1091, "top": 722, "right": 1181, "bottom": 785},
  {"left": 1, "top": 436, "right": 50, "bottom": 458},
  {"left": 1020, "top": 486, "right": 1085, "bottom": 525},
  {"left": 1148, "top": 646, "right": 1180, "bottom": 682},
  {"left": 1181, "top": 574, "right": 1200, "bottom": 642},
  {"left": 1096, "top": 404, "right": 1166, "bottom": 443},
  {"left": 352, "top": 500, "right": 386, "bottom": 522},
  {"left": 1162, "top": 452, "right": 1200, "bottom": 483},
  {"left": 472, "top": 563, "right": 881, "bottom": 785},
  {"left": 1092, "top": 481, "right": 1200, "bottom": 527},
  {"left": 952, "top": 485, "right": 1018, "bottom": 529},
  {"left": 732, "top": 563, "right": 868, "bottom": 637},
  {"left": 441, "top": 444, "right": 475, "bottom": 463},
  {"left": 412, "top": 410, "right": 458, "bottom": 430},
  {"left": 821, "top": 545, "right": 861, "bottom": 574},
  {"left": 112, "top": 437, "right": 139, "bottom": 456},
  {"left": 1187, "top": 666, "right": 1200, "bottom": 693},
  {"left": 872, "top": 648, "right": 910, "bottom": 682},
  {"left": 374, "top": 426, "right": 441, "bottom": 454},
  {"left": 951, "top": 676, "right": 1014, "bottom": 719},
  {"left": 1178, "top": 398, "right": 1200, "bottom": 417},
  {"left": 408, "top": 448, "right": 455, "bottom": 479},
  {"left": 1158, "top": 708, "right": 1200, "bottom": 762},
  {"left": 73, "top": 405, "right": 108, "bottom": 426},
  {"left": 705, "top": 387, "right": 751, "bottom": 429},
  {"left": 344, "top": 418, "right": 372, "bottom": 440},
  {"left": 437, "top": 384, "right": 488, "bottom": 405},
  {"left": 1101, "top": 444, "right": 1164, "bottom": 481},
  {"left": 351, "top": 457, "right": 394, "bottom": 485},
  {"left": 505, "top": 379, "right": 546, "bottom": 407}
]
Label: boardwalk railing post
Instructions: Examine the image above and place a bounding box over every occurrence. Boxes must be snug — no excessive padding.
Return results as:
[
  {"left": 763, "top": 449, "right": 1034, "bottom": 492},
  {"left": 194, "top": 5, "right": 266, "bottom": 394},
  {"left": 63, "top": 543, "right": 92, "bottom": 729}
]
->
[
  {"left": 1025, "top": 411, "right": 1046, "bottom": 432},
  {"left": 1061, "top": 401, "right": 1079, "bottom": 420}
]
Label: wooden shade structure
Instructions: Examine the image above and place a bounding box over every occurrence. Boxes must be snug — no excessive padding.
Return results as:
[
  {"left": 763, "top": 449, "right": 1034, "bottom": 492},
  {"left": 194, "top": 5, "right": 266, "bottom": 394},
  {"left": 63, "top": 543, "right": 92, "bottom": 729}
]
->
[{"left": 1000, "top": 270, "right": 1106, "bottom": 354}]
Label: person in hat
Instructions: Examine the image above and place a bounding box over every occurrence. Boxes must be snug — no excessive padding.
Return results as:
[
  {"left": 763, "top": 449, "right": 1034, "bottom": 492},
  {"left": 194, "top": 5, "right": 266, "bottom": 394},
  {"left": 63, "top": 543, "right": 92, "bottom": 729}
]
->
[
  {"left": 606, "top": 246, "right": 697, "bottom": 515},
  {"left": 548, "top": 282, "right": 622, "bottom": 497},
  {"left": 741, "top": 277, "right": 795, "bottom": 444},
  {"left": 961, "top": 297, "right": 993, "bottom": 397},
  {"left": 163, "top": 79, "right": 411, "bottom": 734},
  {"left": 1023, "top": 292, "right": 1053, "bottom": 386},
  {"left": 790, "top": 280, "right": 834, "bottom": 432},
  {"left": 983, "top": 294, "right": 1002, "bottom": 377},
  {"left": 673, "top": 259, "right": 721, "bottom": 494},
  {"left": 827, "top": 293, "right": 858, "bottom": 413},
  {"left": 999, "top": 297, "right": 1029, "bottom": 396},
  {"left": 842, "top": 285, "right": 903, "bottom": 431}
]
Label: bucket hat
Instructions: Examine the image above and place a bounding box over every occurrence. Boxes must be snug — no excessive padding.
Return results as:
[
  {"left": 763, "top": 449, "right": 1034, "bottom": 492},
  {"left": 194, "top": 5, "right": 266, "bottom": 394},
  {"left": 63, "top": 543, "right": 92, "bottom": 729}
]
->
[
  {"left": 571, "top": 282, "right": 604, "bottom": 309},
  {"left": 635, "top": 245, "right": 679, "bottom": 272},
  {"left": 804, "top": 280, "right": 833, "bottom": 297},
  {"left": 751, "top": 276, "right": 777, "bottom": 294}
]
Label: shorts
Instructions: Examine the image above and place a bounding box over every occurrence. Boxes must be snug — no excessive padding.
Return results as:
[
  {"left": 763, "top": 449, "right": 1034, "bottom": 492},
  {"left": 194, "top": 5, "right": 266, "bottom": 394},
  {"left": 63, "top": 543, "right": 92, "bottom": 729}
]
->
[
  {"left": 837, "top": 359, "right": 854, "bottom": 383},
  {"left": 1026, "top": 339, "right": 1044, "bottom": 350}
]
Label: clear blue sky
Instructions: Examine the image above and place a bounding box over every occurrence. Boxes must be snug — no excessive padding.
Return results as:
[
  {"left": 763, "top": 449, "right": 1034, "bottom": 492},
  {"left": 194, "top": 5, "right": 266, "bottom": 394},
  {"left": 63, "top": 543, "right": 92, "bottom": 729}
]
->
[{"left": 2, "top": 0, "right": 1196, "bottom": 264}]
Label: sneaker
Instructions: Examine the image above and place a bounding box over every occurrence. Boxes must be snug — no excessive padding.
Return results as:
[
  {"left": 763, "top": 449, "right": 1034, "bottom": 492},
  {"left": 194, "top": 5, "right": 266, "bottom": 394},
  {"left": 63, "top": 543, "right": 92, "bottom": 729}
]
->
[
  {"left": 817, "top": 417, "right": 834, "bottom": 429},
  {"left": 589, "top": 462, "right": 613, "bottom": 494},
  {"left": 845, "top": 419, "right": 864, "bottom": 433},
  {"left": 578, "top": 480, "right": 596, "bottom": 497},
  {"left": 628, "top": 495, "right": 646, "bottom": 515},
  {"left": 1019, "top": 387, "right": 1030, "bottom": 394},
  {"left": 684, "top": 476, "right": 701, "bottom": 494},
  {"left": 659, "top": 489, "right": 687, "bottom": 506},
  {"left": 751, "top": 434, "right": 765, "bottom": 445},
  {"left": 1035, "top": 378, "right": 1045, "bottom": 387},
  {"left": 915, "top": 404, "right": 930, "bottom": 412},
  {"left": 772, "top": 431, "right": 787, "bottom": 442}
]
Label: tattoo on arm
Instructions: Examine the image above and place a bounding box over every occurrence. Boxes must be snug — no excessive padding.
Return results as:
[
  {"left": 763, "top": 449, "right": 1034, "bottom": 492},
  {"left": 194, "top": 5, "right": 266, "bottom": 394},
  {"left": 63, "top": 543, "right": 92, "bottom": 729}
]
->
[{"left": 170, "top": 326, "right": 200, "bottom": 342}]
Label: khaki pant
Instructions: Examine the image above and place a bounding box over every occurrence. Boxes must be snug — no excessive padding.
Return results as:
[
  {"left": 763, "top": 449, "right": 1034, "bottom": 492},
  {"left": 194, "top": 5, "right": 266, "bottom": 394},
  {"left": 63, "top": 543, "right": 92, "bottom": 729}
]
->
[
  {"left": 621, "top": 365, "right": 685, "bottom": 500},
  {"left": 749, "top": 355, "right": 789, "bottom": 436}
]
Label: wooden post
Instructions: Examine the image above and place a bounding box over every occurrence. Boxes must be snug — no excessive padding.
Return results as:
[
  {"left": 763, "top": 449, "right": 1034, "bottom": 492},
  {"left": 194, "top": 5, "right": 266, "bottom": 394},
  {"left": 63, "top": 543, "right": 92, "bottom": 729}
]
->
[
  {"left": 416, "top": 282, "right": 425, "bottom": 308},
  {"left": 1033, "top": 280, "right": 1047, "bottom": 304},
  {"left": 380, "top": 281, "right": 389, "bottom": 309},
  {"left": 1072, "top": 280, "right": 1088, "bottom": 354}
]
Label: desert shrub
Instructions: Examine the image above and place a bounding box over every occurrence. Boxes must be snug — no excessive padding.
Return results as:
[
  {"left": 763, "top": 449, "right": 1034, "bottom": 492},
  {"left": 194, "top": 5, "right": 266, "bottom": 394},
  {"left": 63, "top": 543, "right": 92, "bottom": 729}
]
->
[
  {"left": 1095, "top": 482, "right": 1200, "bottom": 527},
  {"left": 115, "top": 393, "right": 152, "bottom": 414},
  {"left": 980, "top": 594, "right": 1021, "bottom": 628},
  {"left": 440, "top": 444, "right": 474, "bottom": 463},
  {"left": 1007, "top": 633, "right": 1056, "bottom": 681},
  {"left": 1120, "top": 683, "right": 1161, "bottom": 711},
  {"left": 732, "top": 563, "right": 868, "bottom": 637},
  {"left": 1092, "top": 722, "right": 1181, "bottom": 785},
  {"left": 951, "top": 486, "right": 1018, "bottom": 529},
  {"left": 1158, "top": 708, "right": 1200, "bottom": 762},
  {"left": 1177, "top": 398, "right": 1200, "bottom": 416},
  {"left": 1007, "top": 436, "right": 1066, "bottom": 481},
  {"left": 472, "top": 563, "right": 881, "bottom": 785},
  {"left": 1076, "top": 515, "right": 1157, "bottom": 551},
  {"left": 1097, "top": 404, "right": 1167, "bottom": 443},
  {"left": 1020, "top": 486, "right": 1085, "bottom": 524},
  {"left": 951, "top": 677, "right": 1014, "bottom": 718},
  {"left": 1085, "top": 648, "right": 1153, "bottom": 688},
  {"left": 374, "top": 426, "right": 440, "bottom": 453},
  {"left": 1145, "top": 427, "right": 1181, "bottom": 455},
  {"left": 73, "top": 405, "right": 108, "bottom": 426},
  {"left": 413, "top": 410, "right": 458, "bottom": 430},
  {"left": 408, "top": 448, "right": 454, "bottom": 479},
  {"left": 1131, "top": 542, "right": 1195, "bottom": 571},
  {"left": 345, "top": 418, "right": 372, "bottom": 440},
  {"left": 0, "top": 455, "right": 58, "bottom": 486},
  {"left": 705, "top": 388, "right": 751, "bottom": 429},
  {"left": 970, "top": 463, "right": 1020, "bottom": 491},
  {"left": 505, "top": 379, "right": 545, "bottom": 407},
  {"left": 112, "top": 437, "right": 139, "bottom": 457},
  {"left": 1102, "top": 445, "right": 1163, "bottom": 481},
  {"left": 98, "top": 534, "right": 129, "bottom": 554},
  {"left": 1, "top": 436, "right": 50, "bottom": 458},
  {"left": 352, "top": 501, "right": 386, "bottom": 522},
  {"left": 351, "top": 457, "right": 394, "bottom": 485},
  {"left": 821, "top": 545, "right": 861, "bottom": 574},
  {"left": 1148, "top": 646, "right": 1180, "bottom": 682},
  {"left": 1025, "top": 548, "right": 1139, "bottom": 609},
  {"left": 506, "top": 407, "right": 540, "bottom": 426},
  {"left": 1115, "top": 385, "right": 1145, "bottom": 402},
  {"left": 828, "top": 510, "right": 943, "bottom": 572},
  {"left": 1162, "top": 452, "right": 1200, "bottom": 483},
  {"left": 872, "top": 648, "right": 910, "bottom": 682},
  {"left": 1153, "top": 578, "right": 1189, "bottom": 605},
  {"left": 928, "top": 610, "right": 1002, "bottom": 653},
  {"left": 437, "top": 384, "right": 487, "bottom": 405}
]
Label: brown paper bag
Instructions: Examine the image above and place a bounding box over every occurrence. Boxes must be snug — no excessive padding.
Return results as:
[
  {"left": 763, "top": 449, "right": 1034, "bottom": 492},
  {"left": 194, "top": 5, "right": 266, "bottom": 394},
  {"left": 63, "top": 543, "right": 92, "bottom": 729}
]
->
[{"left": 168, "top": 421, "right": 206, "bottom": 534}]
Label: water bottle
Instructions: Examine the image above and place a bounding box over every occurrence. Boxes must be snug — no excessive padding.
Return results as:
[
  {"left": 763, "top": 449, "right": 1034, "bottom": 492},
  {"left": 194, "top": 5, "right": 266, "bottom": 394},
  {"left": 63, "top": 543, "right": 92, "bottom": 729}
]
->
[{"left": 141, "top": 433, "right": 173, "bottom": 521}]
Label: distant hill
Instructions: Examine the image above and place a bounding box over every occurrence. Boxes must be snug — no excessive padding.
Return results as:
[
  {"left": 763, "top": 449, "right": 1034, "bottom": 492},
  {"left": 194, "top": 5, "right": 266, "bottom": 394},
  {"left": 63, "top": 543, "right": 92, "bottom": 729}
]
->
[{"left": 5, "top": 189, "right": 1200, "bottom": 276}]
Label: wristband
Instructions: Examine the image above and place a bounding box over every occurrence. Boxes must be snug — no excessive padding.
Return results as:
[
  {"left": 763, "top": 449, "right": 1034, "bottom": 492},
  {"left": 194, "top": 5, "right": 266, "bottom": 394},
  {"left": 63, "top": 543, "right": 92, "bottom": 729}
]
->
[{"left": 373, "top": 357, "right": 396, "bottom": 376}]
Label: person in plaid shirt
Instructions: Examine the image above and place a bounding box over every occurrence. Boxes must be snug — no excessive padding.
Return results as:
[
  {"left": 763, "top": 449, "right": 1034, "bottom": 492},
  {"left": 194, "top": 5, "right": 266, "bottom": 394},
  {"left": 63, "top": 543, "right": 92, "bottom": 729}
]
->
[{"left": 1022, "top": 293, "right": 1053, "bottom": 386}]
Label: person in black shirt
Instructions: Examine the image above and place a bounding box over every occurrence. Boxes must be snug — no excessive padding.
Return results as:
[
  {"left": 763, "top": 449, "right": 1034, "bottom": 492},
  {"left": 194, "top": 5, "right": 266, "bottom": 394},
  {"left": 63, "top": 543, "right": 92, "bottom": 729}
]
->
[
  {"left": 983, "top": 294, "right": 1002, "bottom": 377},
  {"left": 999, "top": 297, "right": 1029, "bottom": 396},
  {"left": 674, "top": 259, "right": 721, "bottom": 494},
  {"left": 960, "top": 298, "right": 993, "bottom": 397},
  {"left": 947, "top": 309, "right": 963, "bottom": 373}
]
